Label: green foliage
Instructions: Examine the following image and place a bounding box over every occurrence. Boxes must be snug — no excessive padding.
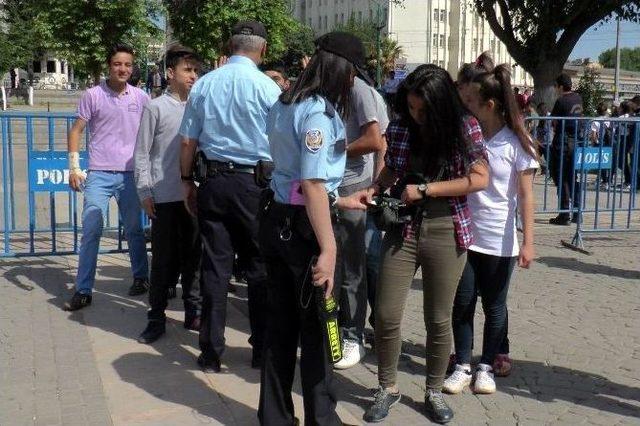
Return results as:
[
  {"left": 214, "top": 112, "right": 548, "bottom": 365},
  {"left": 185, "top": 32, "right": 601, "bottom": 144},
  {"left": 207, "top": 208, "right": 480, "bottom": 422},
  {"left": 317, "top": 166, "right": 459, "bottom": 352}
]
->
[
  {"left": 576, "top": 65, "right": 605, "bottom": 116},
  {"left": 473, "top": 0, "right": 640, "bottom": 106},
  {"left": 598, "top": 47, "right": 640, "bottom": 72},
  {"left": 0, "top": 0, "right": 46, "bottom": 76},
  {"left": 265, "top": 24, "right": 316, "bottom": 77},
  {"left": 164, "top": 0, "right": 300, "bottom": 65},
  {"left": 34, "top": 0, "right": 162, "bottom": 82},
  {"left": 334, "top": 17, "right": 403, "bottom": 81}
]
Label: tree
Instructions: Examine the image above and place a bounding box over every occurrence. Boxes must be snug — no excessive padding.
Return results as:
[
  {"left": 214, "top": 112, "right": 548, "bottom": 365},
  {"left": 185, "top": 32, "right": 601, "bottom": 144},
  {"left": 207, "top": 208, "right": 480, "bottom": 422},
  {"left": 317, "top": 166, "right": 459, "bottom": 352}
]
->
[
  {"left": 335, "top": 17, "right": 403, "bottom": 82},
  {"left": 598, "top": 47, "right": 640, "bottom": 72},
  {"left": 473, "top": 0, "right": 640, "bottom": 107},
  {"left": 164, "top": 0, "right": 300, "bottom": 65},
  {"left": 0, "top": 0, "right": 46, "bottom": 77},
  {"left": 265, "top": 24, "right": 316, "bottom": 78},
  {"left": 576, "top": 63, "right": 605, "bottom": 116},
  {"left": 35, "top": 0, "right": 162, "bottom": 84}
]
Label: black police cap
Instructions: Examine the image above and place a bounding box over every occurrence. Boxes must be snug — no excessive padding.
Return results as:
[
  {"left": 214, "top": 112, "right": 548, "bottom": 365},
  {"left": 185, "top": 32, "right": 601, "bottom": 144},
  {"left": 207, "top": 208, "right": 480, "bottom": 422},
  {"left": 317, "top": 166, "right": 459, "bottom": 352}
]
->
[
  {"left": 315, "top": 31, "right": 374, "bottom": 86},
  {"left": 232, "top": 20, "right": 268, "bottom": 39}
]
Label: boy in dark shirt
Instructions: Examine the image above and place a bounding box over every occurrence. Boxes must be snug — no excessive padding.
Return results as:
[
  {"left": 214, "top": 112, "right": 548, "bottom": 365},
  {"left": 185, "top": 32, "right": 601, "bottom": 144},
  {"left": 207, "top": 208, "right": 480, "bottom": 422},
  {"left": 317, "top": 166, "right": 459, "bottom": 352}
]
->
[{"left": 549, "top": 73, "right": 583, "bottom": 225}]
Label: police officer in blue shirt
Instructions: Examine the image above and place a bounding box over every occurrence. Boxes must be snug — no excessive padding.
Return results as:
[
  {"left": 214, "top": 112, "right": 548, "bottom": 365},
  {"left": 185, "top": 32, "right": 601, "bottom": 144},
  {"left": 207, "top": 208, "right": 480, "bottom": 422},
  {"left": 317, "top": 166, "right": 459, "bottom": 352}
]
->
[
  {"left": 179, "top": 20, "right": 281, "bottom": 372},
  {"left": 258, "top": 32, "right": 370, "bottom": 426}
]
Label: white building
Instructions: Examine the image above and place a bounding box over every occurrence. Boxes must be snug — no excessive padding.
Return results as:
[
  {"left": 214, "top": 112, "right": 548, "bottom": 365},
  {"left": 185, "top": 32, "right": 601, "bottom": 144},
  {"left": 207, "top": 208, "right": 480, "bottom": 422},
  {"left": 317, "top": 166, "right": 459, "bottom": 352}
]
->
[{"left": 293, "top": 0, "right": 533, "bottom": 87}]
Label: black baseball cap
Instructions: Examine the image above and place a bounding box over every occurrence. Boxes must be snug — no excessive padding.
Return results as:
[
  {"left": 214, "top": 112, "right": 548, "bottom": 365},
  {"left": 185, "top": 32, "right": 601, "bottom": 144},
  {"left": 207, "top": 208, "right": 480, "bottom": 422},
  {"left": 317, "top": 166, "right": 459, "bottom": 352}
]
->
[
  {"left": 315, "top": 32, "right": 374, "bottom": 86},
  {"left": 232, "top": 20, "right": 268, "bottom": 39}
]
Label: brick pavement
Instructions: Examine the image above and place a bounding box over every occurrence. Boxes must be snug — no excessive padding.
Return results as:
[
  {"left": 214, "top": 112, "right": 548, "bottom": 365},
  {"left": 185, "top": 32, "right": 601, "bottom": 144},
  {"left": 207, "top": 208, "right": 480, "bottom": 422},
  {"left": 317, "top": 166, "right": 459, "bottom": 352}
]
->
[{"left": 1, "top": 220, "right": 639, "bottom": 425}]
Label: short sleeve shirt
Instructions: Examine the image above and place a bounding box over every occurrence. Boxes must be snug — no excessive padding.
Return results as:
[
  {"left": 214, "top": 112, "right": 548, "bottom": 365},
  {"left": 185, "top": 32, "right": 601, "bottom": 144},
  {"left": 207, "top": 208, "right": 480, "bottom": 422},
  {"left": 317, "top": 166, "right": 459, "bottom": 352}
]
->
[
  {"left": 267, "top": 96, "right": 346, "bottom": 204},
  {"left": 178, "top": 55, "right": 281, "bottom": 165},
  {"left": 468, "top": 127, "right": 539, "bottom": 257},
  {"left": 342, "top": 77, "right": 389, "bottom": 186},
  {"left": 77, "top": 82, "right": 150, "bottom": 171},
  {"left": 551, "top": 92, "right": 583, "bottom": 135}
]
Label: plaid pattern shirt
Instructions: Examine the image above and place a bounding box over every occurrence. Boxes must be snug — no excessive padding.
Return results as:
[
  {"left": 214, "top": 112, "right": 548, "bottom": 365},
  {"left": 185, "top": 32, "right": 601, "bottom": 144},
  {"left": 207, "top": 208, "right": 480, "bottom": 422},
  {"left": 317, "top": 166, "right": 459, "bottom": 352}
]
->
[{"left": 384, "top": 116, "right": 487, "bottom": 249}]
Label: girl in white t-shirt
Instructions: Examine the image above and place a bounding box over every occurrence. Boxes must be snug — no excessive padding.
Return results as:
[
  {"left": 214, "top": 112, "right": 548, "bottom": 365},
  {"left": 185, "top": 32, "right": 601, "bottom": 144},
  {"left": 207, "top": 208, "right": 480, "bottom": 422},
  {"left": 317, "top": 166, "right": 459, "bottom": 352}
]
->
[{"left": 444, "top": 64, "right": 539, "bottom": 395}]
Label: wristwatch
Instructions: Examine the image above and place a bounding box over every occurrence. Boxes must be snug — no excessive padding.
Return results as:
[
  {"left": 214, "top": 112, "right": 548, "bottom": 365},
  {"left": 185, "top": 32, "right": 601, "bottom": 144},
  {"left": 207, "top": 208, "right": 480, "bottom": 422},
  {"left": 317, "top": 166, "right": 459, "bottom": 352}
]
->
[
  {"left": 417, "top": 183, "right": 429, "bottom": 198},
  {"left": 181, "top": 175, "right": 194, "bottom": 181}
]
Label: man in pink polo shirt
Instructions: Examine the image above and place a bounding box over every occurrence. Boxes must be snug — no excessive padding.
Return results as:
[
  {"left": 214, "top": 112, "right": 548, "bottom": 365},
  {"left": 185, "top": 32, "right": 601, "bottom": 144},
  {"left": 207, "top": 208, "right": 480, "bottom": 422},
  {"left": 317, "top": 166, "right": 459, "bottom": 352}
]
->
[{"left": 64, "top": 44, "right": 151, "bottom": 311}]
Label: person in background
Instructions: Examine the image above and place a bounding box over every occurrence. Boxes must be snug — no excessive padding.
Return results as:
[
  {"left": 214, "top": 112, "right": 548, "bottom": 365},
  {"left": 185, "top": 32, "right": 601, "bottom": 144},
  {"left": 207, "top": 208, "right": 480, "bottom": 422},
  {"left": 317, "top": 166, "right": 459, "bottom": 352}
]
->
[
  {"left": 179, "top": 20, "right": 281, "bottom": 373},
  {"left": 264, "top": 65, "right": 290, "bottom": 91},
  {"left": 363, "top": 64, "right": 489, "bottom": 424},
  {"left": 524, "top": 101, "right": 539, "bottom": 134},
  {"left": 548, "top": 73, "right": 583, "bottom": 225},
  {"left": 64, "top": 44, "right": 150, "bottom": 311},
  {"left": 616, "top": 100, "right": 636, "bottom": 192},
  {"left": 363, "top": 88, "right": 390, "bottom": 335},
  {"left": 134, "top": 45, "right": 203, "bottom": 344},
  {"left": 444, "top": 64, "right": 538, "bottom": 396},
  {"left": 128, "top": 64, "right": 142, "bottom": 87},
  {"left": 589, "top": 102, "right": 612, "bottom": 189},
  {"left": 334, "top": 71, "right": 386, "bottom": 370},
  {"left": 150, "top": 66, "right": 163, "bottom": 98}
]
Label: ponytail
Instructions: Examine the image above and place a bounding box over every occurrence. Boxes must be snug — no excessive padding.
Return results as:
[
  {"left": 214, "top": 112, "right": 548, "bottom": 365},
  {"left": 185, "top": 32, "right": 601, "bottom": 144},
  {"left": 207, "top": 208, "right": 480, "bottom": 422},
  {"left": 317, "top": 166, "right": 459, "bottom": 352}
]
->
[
  {"left": 473, "top": 64, "right": 539, "bottom": 160},
  {"left": 457, "top": 51, "right": 495, "bottom": 84}
]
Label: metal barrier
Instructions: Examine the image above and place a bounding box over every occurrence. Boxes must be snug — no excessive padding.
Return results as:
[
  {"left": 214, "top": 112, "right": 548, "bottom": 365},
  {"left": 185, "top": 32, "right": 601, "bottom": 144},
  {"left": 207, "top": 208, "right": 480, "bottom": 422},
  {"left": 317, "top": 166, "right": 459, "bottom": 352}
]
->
[
  {"left": 528, "top": 115, "right": 640, "bottom": 253},
  {"left": 1, "top": 111, "right": 149, "bottom": 257},
  {"left": 1, "top": 111, "right": 638, "bottom": 257}
]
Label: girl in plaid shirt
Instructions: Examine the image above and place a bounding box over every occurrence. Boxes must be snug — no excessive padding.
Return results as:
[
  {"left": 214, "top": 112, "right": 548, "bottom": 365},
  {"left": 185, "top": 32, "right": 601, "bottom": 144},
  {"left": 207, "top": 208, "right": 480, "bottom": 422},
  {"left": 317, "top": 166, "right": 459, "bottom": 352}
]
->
[{"left": 363, "top": 64, "right": 489, "bottom": 424}]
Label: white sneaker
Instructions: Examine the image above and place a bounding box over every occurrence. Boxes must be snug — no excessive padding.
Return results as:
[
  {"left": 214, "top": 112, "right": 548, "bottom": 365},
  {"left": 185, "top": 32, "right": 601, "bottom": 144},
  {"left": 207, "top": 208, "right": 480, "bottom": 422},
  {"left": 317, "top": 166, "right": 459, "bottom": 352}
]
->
[
  {"left": 442, "top": 364, "right": 472, "bottom": 394},
  {"left": 333, "top": 339, "right": 365, "bottom": 370},
  {"left": 473, "top": 363, "right": 496, "bottom": 394}
]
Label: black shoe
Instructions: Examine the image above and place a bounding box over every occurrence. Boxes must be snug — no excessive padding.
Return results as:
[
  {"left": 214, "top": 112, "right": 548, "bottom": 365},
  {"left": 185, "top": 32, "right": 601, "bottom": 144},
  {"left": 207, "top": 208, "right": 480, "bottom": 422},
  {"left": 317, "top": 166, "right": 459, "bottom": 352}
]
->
[
  {"left": 363, "top": 387, "right": 401, "bottom": 423},
  {"left": 63, "top": 292, "right": 92, "bottom": 311},
  {"left": 197, "top": 353, "right": 221, "bottom": 373},
  {"left": 571, "top": 213, "right": 580, "bottom": 223},
  {"left": 167, "top": 286, "right": 177, "bottom": 299},
  {"left": 424, "top": 390, "right": 453, "bottom": 424},
  {"left": 137, "top": 321, "right": 165, "bottom": 344},
  {"left": 549, "top": 215, "right": 570, "bottom": 226},
  {"left": 128, "top": 278, "right": 150, "bottom": 296}
]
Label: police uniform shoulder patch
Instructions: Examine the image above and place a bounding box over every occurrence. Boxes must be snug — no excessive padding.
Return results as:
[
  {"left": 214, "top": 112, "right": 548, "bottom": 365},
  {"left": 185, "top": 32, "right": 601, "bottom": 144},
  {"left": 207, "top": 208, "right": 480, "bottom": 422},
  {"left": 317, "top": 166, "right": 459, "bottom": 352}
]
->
[{"left": 305, "top": 129, "right": 324, "bottom": 153}]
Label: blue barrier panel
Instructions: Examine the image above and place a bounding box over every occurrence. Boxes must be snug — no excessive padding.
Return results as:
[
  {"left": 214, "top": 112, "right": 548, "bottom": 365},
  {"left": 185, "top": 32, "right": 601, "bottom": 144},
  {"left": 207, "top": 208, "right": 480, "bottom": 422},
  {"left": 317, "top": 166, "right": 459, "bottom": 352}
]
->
[
  {"left": 574, "top": 147, "right": 613, "bottom": 171},
  {"left": 28, "top": 151, "right": 88, "bottom": 191},
  {"left": 1, "top": 111, "right": 150, "bottom": 257}
]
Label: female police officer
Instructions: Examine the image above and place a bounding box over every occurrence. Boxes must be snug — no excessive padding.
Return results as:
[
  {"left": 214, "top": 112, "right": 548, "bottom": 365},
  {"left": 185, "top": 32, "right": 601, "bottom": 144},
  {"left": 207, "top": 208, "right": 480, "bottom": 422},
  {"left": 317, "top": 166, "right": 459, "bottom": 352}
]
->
[{"left": 258, "top": 32, "right": 370, "bottom": 425}]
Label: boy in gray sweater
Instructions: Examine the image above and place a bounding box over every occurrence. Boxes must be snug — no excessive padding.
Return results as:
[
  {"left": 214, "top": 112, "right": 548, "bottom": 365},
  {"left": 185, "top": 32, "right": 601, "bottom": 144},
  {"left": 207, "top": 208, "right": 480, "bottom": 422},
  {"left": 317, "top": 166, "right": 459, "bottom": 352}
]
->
[{"left": 134, "top": 45, "right": 202, "bottom": 343}]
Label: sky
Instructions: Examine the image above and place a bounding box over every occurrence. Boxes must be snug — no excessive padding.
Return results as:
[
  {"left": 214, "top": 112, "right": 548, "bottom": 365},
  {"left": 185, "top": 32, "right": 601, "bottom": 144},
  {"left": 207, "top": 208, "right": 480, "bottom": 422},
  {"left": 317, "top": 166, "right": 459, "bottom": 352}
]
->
[{"left": 571, "top": 19, "right": 640, "bottom": 60}]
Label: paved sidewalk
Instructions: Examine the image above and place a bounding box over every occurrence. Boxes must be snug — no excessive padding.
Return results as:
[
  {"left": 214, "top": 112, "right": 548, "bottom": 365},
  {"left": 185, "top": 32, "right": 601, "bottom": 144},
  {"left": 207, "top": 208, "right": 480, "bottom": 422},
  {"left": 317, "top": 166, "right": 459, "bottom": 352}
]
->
[{"left": 1, "top": 220, "right": 639, "bottom": 425}]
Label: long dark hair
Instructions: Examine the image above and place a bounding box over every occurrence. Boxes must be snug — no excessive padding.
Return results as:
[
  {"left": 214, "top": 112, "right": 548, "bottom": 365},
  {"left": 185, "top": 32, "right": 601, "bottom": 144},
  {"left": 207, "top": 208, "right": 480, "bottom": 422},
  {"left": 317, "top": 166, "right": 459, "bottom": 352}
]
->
[
  {"left": 395, "top": 64, "right": 470, "bottom": 179},
  {"left": 473, "top": 64, "right": 538, "bottom": 159},
  {"left": 280, "top": 49, "right": 353, "bottom": 116}
]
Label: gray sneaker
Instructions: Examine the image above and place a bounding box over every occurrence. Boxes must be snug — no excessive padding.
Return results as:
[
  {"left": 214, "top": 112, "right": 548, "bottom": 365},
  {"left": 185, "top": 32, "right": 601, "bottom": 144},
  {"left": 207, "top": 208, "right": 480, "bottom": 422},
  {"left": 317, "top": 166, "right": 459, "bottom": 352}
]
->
[
  {"left": 363, "top": 386, "right": 401, "bottom": 423},
  {"left": 425, "top": 389, "right": 453, "bottom": 424}
]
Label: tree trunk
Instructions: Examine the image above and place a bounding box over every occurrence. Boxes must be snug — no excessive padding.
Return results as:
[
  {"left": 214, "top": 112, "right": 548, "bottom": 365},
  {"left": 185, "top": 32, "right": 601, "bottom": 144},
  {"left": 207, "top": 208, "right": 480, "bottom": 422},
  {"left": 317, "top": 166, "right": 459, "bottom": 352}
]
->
[{"left": 530, "top": 63, "right": 563, "bottom": 112}]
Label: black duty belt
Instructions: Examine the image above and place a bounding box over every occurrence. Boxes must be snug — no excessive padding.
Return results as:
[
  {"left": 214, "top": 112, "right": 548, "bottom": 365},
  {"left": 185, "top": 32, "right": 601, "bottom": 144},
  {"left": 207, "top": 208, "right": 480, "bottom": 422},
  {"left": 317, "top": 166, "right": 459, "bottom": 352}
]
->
[{"left": 206, "top": 160, "right": 255, "bottom": 175}]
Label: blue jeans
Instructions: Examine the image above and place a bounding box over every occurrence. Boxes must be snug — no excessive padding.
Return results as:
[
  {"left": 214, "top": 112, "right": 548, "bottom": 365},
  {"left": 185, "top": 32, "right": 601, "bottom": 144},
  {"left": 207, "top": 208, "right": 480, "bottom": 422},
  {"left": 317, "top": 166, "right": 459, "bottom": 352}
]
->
[
  {"left": 452, "top": 250, "right": 516, "bottom": 365},
  {"left": 76, "top": 171, "right": 148, "bottom": 294},
  {"left": 364, "top": 215, "right": 382, "bottom": 328}
]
